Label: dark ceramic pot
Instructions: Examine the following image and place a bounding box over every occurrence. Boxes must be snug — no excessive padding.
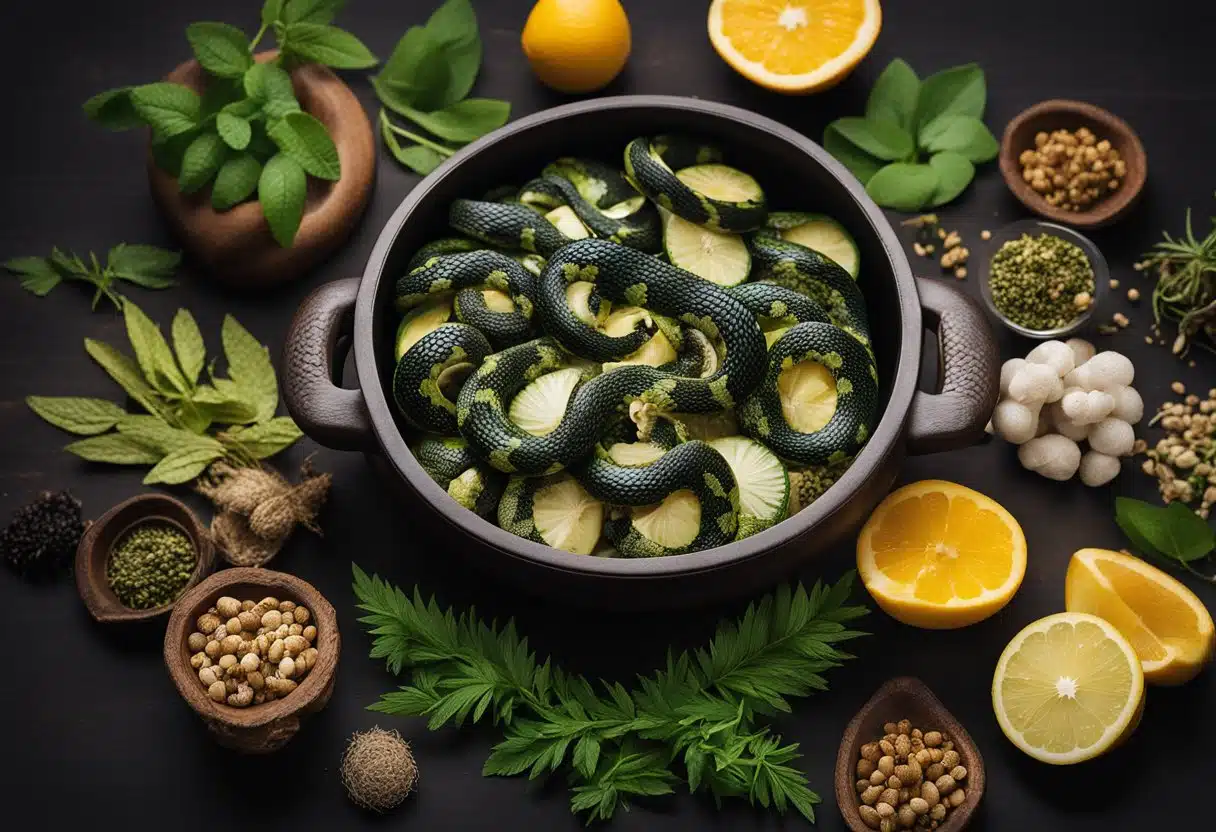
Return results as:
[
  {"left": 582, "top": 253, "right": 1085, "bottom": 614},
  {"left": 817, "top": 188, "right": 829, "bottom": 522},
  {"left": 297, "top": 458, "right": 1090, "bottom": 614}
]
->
[{"left": 281, "top": 96, "right": 999, "bottom": 609}]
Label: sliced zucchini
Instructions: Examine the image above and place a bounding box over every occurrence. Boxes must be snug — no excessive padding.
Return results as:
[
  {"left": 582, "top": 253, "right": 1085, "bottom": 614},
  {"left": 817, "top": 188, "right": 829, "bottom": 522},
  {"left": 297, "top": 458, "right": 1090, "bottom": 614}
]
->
[
  {"left": 601, "top": 307, "right": 677, "bottom": 371},
  {"left": 394, "top": 295, "right": 453, "bottom": 359},
  {"left": 601, "top": 195, "right": 646, "bottom": 218},
  {"left": 480, "top": 288, "right": 516, "bottom": 313},
  {"left": 663, "top": 211, "right": 750, "bottom": 287},
  {"left": 777, "top": 359, "right": 838, "bottom": 433},
  {"left": 630, "top": 489, "right": 701, "bottom": 550},
  {"left": 675, "top": 164, "right": 764, "bottom": 203},
  {"left": 508, "top": 367, "right": 583, "bottom": 436},
  {"left": 566, "top": 280, "right": 609, "bottom": 327},
  {"left": 673, "top": 410, "right": 739, "bottom": 441},
  {"left": 769, "top": 212, "right": 860, "bottom": 279},
  {"left": 606, "top": 441, "right": 667, "bottom": 466},
  {"left": 707, "top": 436, "right": 789, "bottom": 538},
  {"left": 531, "top": 475, "right": 604, "bottom": 555},
  {"left": 512, "top": 252, "right": 547, "bottom": 276},
  {"left": 545, "top": 205, "right": 591, "bottom": 240}
]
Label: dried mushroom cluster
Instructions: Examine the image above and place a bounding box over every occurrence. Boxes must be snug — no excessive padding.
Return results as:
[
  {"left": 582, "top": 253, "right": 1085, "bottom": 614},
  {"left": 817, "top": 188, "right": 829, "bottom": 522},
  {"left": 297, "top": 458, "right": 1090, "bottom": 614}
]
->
[
  {"left": 854, "top": 719, "right": 970, "bottom": 831},
  {"left": 188, "top": 595, "right": 319, "bottom": 707}
]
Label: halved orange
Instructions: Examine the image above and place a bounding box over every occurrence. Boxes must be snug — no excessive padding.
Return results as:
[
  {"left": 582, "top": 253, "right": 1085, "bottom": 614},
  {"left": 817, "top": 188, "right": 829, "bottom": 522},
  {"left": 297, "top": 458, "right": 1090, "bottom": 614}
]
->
[
  {"left": 707, "top": 0, "right": 882, "bottom": 93},
  {"left": 856, "top": 480, "right": 1027, "bottom": 628}
]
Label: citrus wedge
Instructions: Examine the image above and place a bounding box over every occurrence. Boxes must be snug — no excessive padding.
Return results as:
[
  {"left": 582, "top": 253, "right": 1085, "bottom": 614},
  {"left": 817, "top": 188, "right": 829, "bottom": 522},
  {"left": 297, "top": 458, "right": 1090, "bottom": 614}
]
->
[
  {"left": 856, "top": 480, "right": 1027, "bottom": 628},
  {"left": 1065, "top": 548, "right": 1215, "bottom": 686},
  {"left": 707, "top": 0, "right": 882, "bottom": 93},
  {"left": 992, "top": 612, "right": 1145, "bottom": 764}
]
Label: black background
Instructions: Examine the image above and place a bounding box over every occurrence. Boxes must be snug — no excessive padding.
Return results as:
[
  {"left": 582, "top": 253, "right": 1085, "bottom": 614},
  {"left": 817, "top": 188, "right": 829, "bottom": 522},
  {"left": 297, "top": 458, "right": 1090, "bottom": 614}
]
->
[{"left": 1, "top": 1, "right": 1214, "bottom": 830}]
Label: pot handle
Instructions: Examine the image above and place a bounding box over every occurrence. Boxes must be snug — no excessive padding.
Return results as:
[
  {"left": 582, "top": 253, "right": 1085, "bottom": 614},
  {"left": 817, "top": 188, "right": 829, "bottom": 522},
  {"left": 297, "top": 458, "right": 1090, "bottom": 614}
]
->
[
  {"left": 906, "top": 277, "right": 1000, "bottom": 456},
  {"left": 282, "top": 278, "right": 375, "bottom": 452}
]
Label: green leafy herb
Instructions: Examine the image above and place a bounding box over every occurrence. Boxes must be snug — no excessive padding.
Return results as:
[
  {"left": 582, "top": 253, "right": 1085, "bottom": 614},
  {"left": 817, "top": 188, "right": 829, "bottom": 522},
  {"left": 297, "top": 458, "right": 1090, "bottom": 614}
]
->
[
  {"left": 5, "top": 244, "right": 179, "bottom": 310},
  {"left": 82, "top": 0, "right": 376, "bottom": 247},
  {"left": 352, "top": 565, "right": 868, "bottom": 824},
  {"left": 1137, "top": 201, "right": 1216, "bottom": 356},
  {"left": 372, "top": 0, "right": 510, "bottom": 175},
  {"left": 1115, "top": 497, "right": 1216, "bottom": 581},
  {"left": 27, "top": 299, "right": 302, "bottom": 484},
  {"left": 825, "top": 59, "right": 998, "bottom": 211}
]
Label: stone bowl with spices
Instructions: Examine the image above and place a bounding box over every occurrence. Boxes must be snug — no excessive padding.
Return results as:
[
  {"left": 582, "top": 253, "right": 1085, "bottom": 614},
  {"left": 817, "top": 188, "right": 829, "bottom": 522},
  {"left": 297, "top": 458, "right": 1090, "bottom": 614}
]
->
[{"left": 977, "top": 219, "right": 1109, "bottom": 340}]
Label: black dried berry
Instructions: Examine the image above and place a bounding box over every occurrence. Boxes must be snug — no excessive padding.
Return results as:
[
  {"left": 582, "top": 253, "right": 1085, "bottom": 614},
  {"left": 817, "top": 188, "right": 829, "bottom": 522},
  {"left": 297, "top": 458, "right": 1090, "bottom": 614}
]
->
[{"left": 0, "top": 490, "right": 86, "bottom": 580}]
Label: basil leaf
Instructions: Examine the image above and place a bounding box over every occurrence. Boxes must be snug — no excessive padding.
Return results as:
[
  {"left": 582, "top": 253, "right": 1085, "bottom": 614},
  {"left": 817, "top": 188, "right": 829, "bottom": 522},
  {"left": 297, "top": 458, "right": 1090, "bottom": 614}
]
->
[
  {"left": 268, "top": 111, "right": 341, "bottom": 180},
  {"left": 1115, "top": 497, "right": 1216, "bottom": 563},
  {"left": 212, "top": 153, "right": 263, "bottom": 211},
  {"left": 244, "top": 63, "right": 297, "bottom": 106},
  {"left": 130, "top": 83, "right": 202, "bottom": 138},
  {"left": 224, "top": 416, "right": 304, "bottom": 458},
  {"left": 919, "top": 114, "right": 999, "bottom": 163},
  {"left": 178, "top": 132, "right": 228, "bottom": 194},
  {"left": 379, "top": 113, "right": 444, "bottom": 174},
  {"left": 281, "top": 0, "right": 344, "bottom": 25},
  {"left": 83, "top": 87, "right": 142, "bottom": 130},
  {"left": 866, "top": 58, "right": 919, "bottom": 131},
  {"left": 172, "top": 309, "right": 207, "bottom": 385},
  {"left": 258, "top": 153, "right": 308, "bottom": 247},
  {"left": 374, "top": 27, "right": 452, "bottom": 114},
  {"left": 829, "top": 117, "right": 914, "bottom": 162},
  {"left": 84, "top": 338, "right": 167, "bottom": 419},
  {"left": 262, "top": 0, "right": 285, "bottom": 26},
  {"left": 143, "top": 444, "right": 226, "bottom": 485},
  {"left": 914, "top": 63, "right": 985, "bottom": 133},
  {"left": 65, "top": 433, "right": 165, "bottom": 465},
  {"left": 26, "top": 396, "right": 127, "bottom": 435},
  {"left": 217, "top": 112, "right": 252, "bottom": 150},
  {"left": 222, "top": 314, "right": 280, "bottom": 422},
  {"left": 423, "top": 0, "right": 481, "bottom": 108},
  {"left": 5, "top": 257, "right": 62, "bottom": 296},
  {"left": 865, "top": 163, "right": 939, "bottom": 212},
  {"left": 186, "top": 22, "right": 253, "bottom": 79},
  {"left": 394, "top": 99, "right": 509, "bottom": 144},
  {"left": 927, "top": 152, "right": 975, "bottom": 208},
  {"left": 282, "top": 22, "right": 377, "bottom": 69},
  {"left": 823, "top": 124, "right": 886, "bottom": 186},
  {"left": 123, "top": 300, "right": 190, "bottom": 394}
]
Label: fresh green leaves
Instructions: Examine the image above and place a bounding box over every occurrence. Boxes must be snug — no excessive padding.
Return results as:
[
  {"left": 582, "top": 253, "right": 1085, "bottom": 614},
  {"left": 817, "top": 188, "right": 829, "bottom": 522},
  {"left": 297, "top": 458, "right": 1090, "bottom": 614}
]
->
[
  {"left": 82, "top": 0, "right": 375, "bottom": 247},
  {"left": 1115, "top": 497, "right": 1216, "bottom": 578},
  {"left": 825, "top": 59, "right": 997, "bottom": 211},
  {"left": 5, "top": 244, "right": 178, "bottom": 310},
  {"left": 28, "top": 299, "right": 302, "bottom": 483},
  {"left": 373, "top": 0, "right": 510, "bottom": 175}
]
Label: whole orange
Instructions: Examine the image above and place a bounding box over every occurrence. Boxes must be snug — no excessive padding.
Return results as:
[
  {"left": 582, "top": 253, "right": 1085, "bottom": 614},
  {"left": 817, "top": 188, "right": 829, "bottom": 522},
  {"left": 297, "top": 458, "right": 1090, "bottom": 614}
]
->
[{"left": 521, "top": 0, "right": 631, "bottom": 94}]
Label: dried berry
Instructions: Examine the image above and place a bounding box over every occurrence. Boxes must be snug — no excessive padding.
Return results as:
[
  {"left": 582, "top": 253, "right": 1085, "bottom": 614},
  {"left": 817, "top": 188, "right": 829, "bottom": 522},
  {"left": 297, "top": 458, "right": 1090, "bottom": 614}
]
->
[{"left": 0, "top": 490, "right": 86, "bottom": 579}]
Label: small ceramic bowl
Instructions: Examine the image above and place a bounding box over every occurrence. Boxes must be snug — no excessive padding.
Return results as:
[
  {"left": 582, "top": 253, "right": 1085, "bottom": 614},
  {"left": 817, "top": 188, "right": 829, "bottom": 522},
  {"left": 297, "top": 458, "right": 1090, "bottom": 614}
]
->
[
  {"left": 977, "top": 218, "right": 1109, "bottom": 340},
  {"left": 999, "top": 99, "right": 1146, "bottom": 228},
  {"left": 836, "top": 677, "right": 985, "bottom": 832},
  {"left": 75, "top": 493, "right": 215, "bottom": 624},
  {"left": 164, "top": 568, "right": 339, "bottom": 753}
]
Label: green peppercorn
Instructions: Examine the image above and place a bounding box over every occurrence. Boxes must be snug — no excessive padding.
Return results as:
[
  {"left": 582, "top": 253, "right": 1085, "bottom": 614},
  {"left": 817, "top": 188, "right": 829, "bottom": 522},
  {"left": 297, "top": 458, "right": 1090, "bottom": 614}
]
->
[
  {"left": 989, "top": 233, "right": 1095, "bottom": 331},
  {"left": 106, "top": 522, "right": 197, "bottom": 609}
]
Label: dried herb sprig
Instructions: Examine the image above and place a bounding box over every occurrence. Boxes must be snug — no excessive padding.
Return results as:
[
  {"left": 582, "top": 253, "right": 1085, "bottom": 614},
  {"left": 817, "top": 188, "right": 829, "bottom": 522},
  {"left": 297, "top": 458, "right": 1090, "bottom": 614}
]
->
[
  {"left": 1137, "top": 201, "right": 1216, "bottom": 356},
  {"left": 4, "top": 244, "right": 178, "bottom": 310}
]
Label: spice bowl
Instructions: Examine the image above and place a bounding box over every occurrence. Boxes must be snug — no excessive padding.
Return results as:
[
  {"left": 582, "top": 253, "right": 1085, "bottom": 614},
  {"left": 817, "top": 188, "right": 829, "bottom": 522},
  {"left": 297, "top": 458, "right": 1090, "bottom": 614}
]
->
[
  {"left": 977, "top": 218, "right": 1110, "bottom": 340},
  {"left": 164, "top": 568, "right": 339, "bottom": 754},
  {"left": 74, "top": 493, "right": 215, "bottom": 624},
  {"left": 835, "top": 677, "right": 985, "bottom": 832}
]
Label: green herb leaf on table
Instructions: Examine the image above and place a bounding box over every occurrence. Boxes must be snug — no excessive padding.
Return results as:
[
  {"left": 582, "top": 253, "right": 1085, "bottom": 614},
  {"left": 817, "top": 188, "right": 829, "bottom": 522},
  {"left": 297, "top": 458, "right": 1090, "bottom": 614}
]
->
[
  {"left": 65, "top": 433, "right": 165, "bottom": 465},
  {"left": 390, "top": 98, "right": 510, "bottom": 145},
  {"left": 186, "top": 22, "right": 253, "bottom": 79},
  {"left": 268, "top": 111, "right": 341, "bottom": 180},
  {"left": 212, "top": 153, "right": 264, "bottom": 211},
  {"left": 420, "top": 0, "right": 481, "bottom": 108},
  {"left": 171, "top": 309, "right": 207, "bottom": 385},
  {"left": 829, "top": 117, "right": 914, "bottom": 162},
  {"left": 190, "top": 384, "right": 261, "bottom": 425},
  {"left": 823, "top": 124, "right": 886, "bottom": 186},
  {"left": 918, "top": 114, "right": 999, "bottom": 162},
  {"left": 6, "top": 245, "right": 178, "bottom": 309},
  {"left": 928, "top": 151, "right": 976, "bottom": 207},
  {"left": 913, "top": 62, "right": 986, "bottom": 133},
  {"left": 1115, "top": 497, "right": 1216, "bottom": 565},
  {"left": 373, "top": 27, "right": 453, "bottom": 115},
  {"left": 143, "top": 444, "right": 227, "bottom": 485},
  {"left": 216, "top": 112, "right": 253, "bottom": 150},
  {"left": 866, "top": 163, "right": 939, "bottom": 212},
  {"left": 124, "top": 299, "right": 190, "bottom": 395},
  {"left": 130, "top": 83, "right": 202, "bottom": 138},
  {"left": 865, "top": 57, "right": 919, "bottom": 131},
  {"left": 221, "top": 314, "right": 280, "bottom": 422},
  {"left": 281, "top": 0, "right": 345, "bottom": 26},
  {"left": 221, "top": 417, "right": 304, "bottom": 458},
  {"left": 258, "top": 153, "right": 308, "bottom": 247},
  {"left": 84, "top": 337, "right": 167, "bottom": 418},
  {"left": 83, "top": 87, "right": 142, "bottom": 130},
  {"left": 379, "top": 111, "right": 445, "bottom": 174},
  {"left": 4, "top": 257, "right": 62, "bottom": 296},
  {"left": 282, "top": 22, "right": 377, "bottom": 69},
  {"left": 107, "top": 244, "right": 181, "bottom": 288},
  {"left": 25, "top": 397, "right": 127, "bottom": 436}
]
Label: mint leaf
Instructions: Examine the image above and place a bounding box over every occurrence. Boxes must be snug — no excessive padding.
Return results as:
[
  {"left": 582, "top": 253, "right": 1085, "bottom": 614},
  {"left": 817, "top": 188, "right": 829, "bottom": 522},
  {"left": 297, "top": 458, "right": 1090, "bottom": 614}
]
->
[
  {"left": 222, "top": 314, "right": 280, "bottom": 422},
  {"left": 927, "top": 152, "right": 975, "bottom": 207},
  {"left": 5, "top": 257, "right": 62, "bottom": 296},
  {"left": 221, "top": 98, "right": 263, "bottom": 119},
  {"left": 396, "top": 99, "right": 509, "bottom": 145},
  {"left": 84, "top": 87, "right": 142, "bottom": 130},
  {"left": 282, "top": 22, "right": 377, "bottom": 69},
  {"left": 374, "top": 27, "right": 451, "bottom": 114},
  {"left": 178, "top": 132, "right": 227, "bottom": 194},
  {"left": 258, "top": 153, "right": 308, "bottom": 247},
  {"left": 243, "top": 63, "right": 297, "bottom": 105},
  {"left": 108, "top": 244, "right": 181, "bottom": 286},
  {"left": 151, "top": 130, "right": 200, "bottom": 178},
  {"left": 282, "top": 0, "right": 344, "bottom": 25},
  {"left": 191, "top": 386, "right": 260, "bottom": 424},
  {"left": 143, "top": 444, "right": 226, "bottom": 485},
  {"left": 65, "top": 434, "right": 164, "bottom": 465},
  {"left": 829, "top": 117, "right": 914, "bottom": 162},
  {"left": 865, "top": 58, "right": 919, "bottom": 132},
  {"left": 84, "top": 338, "right": 168, "bottom": 420},
  {"left": 131, "top": 83, "right": 202, "bottom": 138},
  {"left": 422, "top": 0, "right": 481, "bottom": 108},
  {"left": 223, "top": 416, "right": 303, "bottom": 458},
  {"left": 268, "top": 111, "right": 341, "bottom": 180},
  {"left": 1115, "top": 497, "right": 1216, "bottom": 563},
  {"left": 262, "top": 0, "right": 285, "bottom": 25},
  {"left": 200, "top": 78, "right": 246, "bottom": 119},
  {"left": 212, "top": 153, "right": 263, "bottom": 211},
  {"left": 172, "top": 309, "right": 206, "bottom": 385},
  {"left": 865, "top": 163, "right": 939, "bottom": 212},
  {"left": 187, "top": 22, "right": 253, "bottom": 79},
  {"left": 217, "top": 112, "right": 252, "bottom": 150},
  {"left": 914, "top": 63, "right": 985, "bottom": 133},
  {"left": 26, "top": 396, "right": 127, "bottom": 435},
  {"left": 124, "top": 300, "right": 189, "bottom": 394},
  {"left": 823, "top": 124, "right": 885, "bottom": 186},
  {"left": 918, "top": 114, "right": 999, "bottom": 163}
]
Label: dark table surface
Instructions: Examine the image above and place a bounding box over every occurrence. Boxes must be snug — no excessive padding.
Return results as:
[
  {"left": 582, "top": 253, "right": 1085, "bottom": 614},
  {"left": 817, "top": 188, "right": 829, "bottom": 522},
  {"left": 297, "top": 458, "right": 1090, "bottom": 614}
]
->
[{"left": 2, "top": 0, "right": 1214, "bottom": 829}]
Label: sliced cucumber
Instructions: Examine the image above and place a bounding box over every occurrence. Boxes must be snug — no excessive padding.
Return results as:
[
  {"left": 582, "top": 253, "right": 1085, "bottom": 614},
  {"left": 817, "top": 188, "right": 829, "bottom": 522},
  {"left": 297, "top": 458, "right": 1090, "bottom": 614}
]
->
[
  {"left": 663, "top": 211, "right": 750, "bottom": 287},
  {"left": 675, "top": 164, "right": 764, "bottom": 203},
  {"left": 777, "top": 359, "right": 838, "bottom": 434},
  {"left": 566, "top": 280, "right": 609, "bottom": 327},
  {"left": 545, "top": 205, "right": 591, "bottom": 240},
  {"left": 673, "top": 410, "right": 739, "bottom": 441},
  {"left": 708, "top": 436, "right": 789, "bottom": 538},
  {"left": 531, "top": 475, "right": 604, "bottom": 555},
  {"left": 601, "top": 307, "right": 677, "bottom": 371},
  {"left": 508, "top": 367, "right": 583, "bottom": 436},
  {"left": 601, "top": 195, "right": 646, "bottom": 218},
  {"left": 769, "top": 212, "right": 860, "bottom": 279},
  {"left": 607, "top": 441, "right": 667, "bottom": 466},
  {"left": 631, "top": 489, "right": 700, "bottom": 550},
  {"left": 394, "top": 295, "right": 453, "bottom": 360}
]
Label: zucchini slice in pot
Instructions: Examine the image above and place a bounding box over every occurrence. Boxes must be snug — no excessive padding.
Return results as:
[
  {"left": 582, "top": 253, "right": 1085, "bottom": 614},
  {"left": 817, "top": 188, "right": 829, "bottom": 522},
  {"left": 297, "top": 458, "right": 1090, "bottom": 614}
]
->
[
  {"left": 674, "top": 164, "right": 764, "bottom": 204},
  {"left": 606, "top": 441, "right": 667, "bottom": 466},
  {"left": 394, "top": 295, "right": 453, "bottom": 359},
  {"left": 600, "top": 307, "right": 677, "bottom": 371},
  {"left": 628, "top": 490, "right": 702, "bottom": 551},
  {"left": 544, "top": 205, "right": 591, "bottom": 240},
  {"left": 662, "top": 210, "right": 750, "bottom": 288},
  {"left": 507, "top": 367, "right": 584, "bottom": 437},
  {"left": 707, "top": 436, "right": 789, "bottom": 538},
  {"left": 778, "top": 360, "right": 838, "bottom": 434},
  {"left": 498, "top": 472, "right": 604, "bottom": 555},
  {"left": 566, "top": 280, "right": 609, "bottom": 327},
  {"left": 765, "top": 212, "right": 860, "bottom": 279}
]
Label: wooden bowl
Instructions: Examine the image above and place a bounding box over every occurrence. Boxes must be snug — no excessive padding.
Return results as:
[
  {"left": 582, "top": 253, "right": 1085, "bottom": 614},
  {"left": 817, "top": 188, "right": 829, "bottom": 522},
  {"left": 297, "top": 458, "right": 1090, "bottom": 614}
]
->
[
  {"left": 148, "top": 51, "right": 376, "bottom": 288},
  {"left": 75, "top": 493, "right": 215, "bottom": 624},
  {"left": 835, "top": 677, "right": 985, "bottom": 832},
  {"left": 999, "top": 99, "right": 1146, "bottom": 228},
  {"left": 164, "top": 568, "right": 339, "bottom": 753}
]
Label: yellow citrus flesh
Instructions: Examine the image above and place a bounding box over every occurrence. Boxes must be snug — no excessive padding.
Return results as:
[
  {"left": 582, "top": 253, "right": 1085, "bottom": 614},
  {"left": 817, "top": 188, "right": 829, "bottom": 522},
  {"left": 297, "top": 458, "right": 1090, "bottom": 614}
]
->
[
  {"left": 992, "top": 612, "right": 1145, "bottom": 764},
  {"left": 707, "top": 0, "right": 882, "bottom": 93},
  {"left": 522, "top": 0, "right": 631, "bottom": 94},
  {"left": 856, "top": 480, "right": 1027, "bottom": 628},
  {"left": 777, "top": 360, "right": 837, "bottom": 433},
  {"left": 1065, "top": 548, "right": 1215, "bottom": 686}
]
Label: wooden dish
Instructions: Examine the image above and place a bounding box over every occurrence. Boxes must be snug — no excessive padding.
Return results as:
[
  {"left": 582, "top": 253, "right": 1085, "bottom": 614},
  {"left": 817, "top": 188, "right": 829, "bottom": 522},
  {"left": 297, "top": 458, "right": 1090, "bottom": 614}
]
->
[
  {"left": 148, "top": 51, "right": 376, "bottom": 289},
  {"left": 999, "top": 99, "right": 1146, "bottom": 228},
  {"left": 164, "top": 568, "right": 339, "bottom": 753},
  {"left": 75, "top": 493, "right": 215, "bottom": 624},
  {"left": 835, "top": 677, "right": 985, "bottom": 832}
]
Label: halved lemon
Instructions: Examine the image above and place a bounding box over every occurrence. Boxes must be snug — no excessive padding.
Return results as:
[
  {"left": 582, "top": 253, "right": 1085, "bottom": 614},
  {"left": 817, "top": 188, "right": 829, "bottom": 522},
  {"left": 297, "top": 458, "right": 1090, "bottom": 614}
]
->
[
  {"left": 1065, "top": 548, "right": 1215, "bottom": 686},
  {"left": 992, "top": 612, "right": 1145, "bottom": 764},
  {"left": 707, "top": 0, "right": 882, "bottom": 94},
  {"left": 856, "top": 480, "right": 1027, "bottom": 628}
]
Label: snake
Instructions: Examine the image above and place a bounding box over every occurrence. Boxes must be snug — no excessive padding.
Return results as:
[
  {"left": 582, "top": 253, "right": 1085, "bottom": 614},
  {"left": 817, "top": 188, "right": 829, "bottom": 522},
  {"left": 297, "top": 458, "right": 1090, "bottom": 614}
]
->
[
  {"left": 392, "top": 323, "right": 492, "bottom": 435},
  {"left": 518, "top": 173, "right": 662, "bottom": 252},
  {"left": 412, "top": 436, "right": 504, "bottom": 518}
]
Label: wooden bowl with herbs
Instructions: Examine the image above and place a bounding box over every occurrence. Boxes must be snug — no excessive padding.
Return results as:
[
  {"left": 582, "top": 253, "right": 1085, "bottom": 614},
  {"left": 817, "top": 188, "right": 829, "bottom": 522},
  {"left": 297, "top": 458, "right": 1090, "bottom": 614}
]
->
[
  {"left": 164, "top": 568, "right": 339, "bottom": 754},
  {"left": 74, "top": 493, "right": 215, "bottom": 624}
]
